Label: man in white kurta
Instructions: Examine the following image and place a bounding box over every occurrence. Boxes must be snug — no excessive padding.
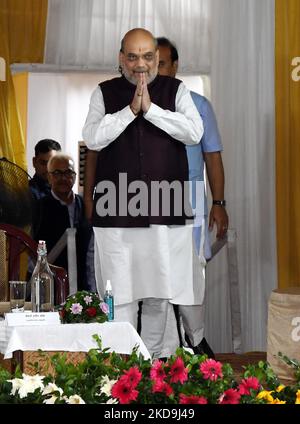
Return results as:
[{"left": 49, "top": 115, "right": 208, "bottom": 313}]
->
[{"left": 82, "top": 28, "right": 204, "bottom": 358}]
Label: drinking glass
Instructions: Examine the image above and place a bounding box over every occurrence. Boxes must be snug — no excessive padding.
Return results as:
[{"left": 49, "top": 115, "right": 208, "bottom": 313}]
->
[{"left": 9, "top": 281, "right": 27, "bottom": 312}]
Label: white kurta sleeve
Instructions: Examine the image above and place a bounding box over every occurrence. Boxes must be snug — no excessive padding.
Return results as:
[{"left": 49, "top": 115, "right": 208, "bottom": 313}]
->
[
  {"left": 144, "top": 82, "right": 203, "bottom": 145},
  {"left": 82, "top": 86, "right": 136, "bottom": 151}
]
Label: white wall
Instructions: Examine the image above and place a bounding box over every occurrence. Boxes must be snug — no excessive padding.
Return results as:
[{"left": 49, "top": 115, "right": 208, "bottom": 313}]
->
[{"left": 26, "top": 72, "right": 116, "bottom": 183}]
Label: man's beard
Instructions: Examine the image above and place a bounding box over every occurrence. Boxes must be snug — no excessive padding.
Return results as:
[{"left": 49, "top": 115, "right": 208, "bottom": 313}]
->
[{"left": 122, "top": 68, "right": 157, "bottom": 85}]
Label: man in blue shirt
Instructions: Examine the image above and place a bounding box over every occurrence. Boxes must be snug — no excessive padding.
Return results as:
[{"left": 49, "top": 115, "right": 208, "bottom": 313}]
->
[
  {"left": 29, "top": 139, "right": 61, "bottom": 201},
  {"left": 157, "top": 37, "right": 229, "bottom": 358}
]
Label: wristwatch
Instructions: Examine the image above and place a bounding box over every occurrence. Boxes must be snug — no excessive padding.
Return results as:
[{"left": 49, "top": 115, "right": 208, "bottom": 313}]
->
[{"left": 213, "top": 200, "right": 226, "bottom": 207}]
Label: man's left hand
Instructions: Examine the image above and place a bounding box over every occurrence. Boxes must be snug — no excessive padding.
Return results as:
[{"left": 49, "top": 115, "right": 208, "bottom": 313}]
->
[
  {"left": 209, "top": 205, "right": 229, "bottom": 239},
  {"left": 141, "top": 73, "right": 151, "bottom": 113}
]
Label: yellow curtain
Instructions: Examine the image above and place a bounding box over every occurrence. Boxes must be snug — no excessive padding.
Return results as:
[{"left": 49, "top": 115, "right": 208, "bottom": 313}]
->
[
  {"left": 0, "top": 0, "right": 48, "bottom": 170},
  {"left": 276, "top": 0, "right": 300, "bottom": 287}
]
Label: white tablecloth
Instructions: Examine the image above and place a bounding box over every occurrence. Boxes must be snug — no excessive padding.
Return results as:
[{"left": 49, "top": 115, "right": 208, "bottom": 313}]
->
[{"left": 0, "top": 320, "right": 150, "bottom": 360}]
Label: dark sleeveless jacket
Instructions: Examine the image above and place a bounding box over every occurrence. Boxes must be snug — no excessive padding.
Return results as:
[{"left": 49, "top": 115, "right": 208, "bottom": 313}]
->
[{"left": 92, "top": 74, "right": 191, "bottom": 227}]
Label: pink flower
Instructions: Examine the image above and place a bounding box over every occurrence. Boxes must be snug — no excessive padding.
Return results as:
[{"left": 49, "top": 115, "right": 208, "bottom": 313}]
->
[
  {"left": 179, "top": 394, "right": 208, "bottom": 404},
  {"left": 70, "top": 303, "right": 83, "bottom": 315},
  {"left": 152, "top": 380, "right": 174, "bottom": 396},
  {"left": 238, "top": 376, "right": 260, "bottom": 395},
  {"left": 150, "top": 360, "right": 166, "bottom": 382},
  {"left": 100, "top": 302, "right": 109, "bottom": 314},
  {"left": 152, "top": 378, "right": 165, "bottom": 393},
  {"left": 200, "top": 359, "right": 223, "bottom": 381},
  {"left": 122, "top": 366, "right": 142, "bottom": 388},
  {"left": 111, "top": 379, "right": 139, "bottom": 404},
  {"left": 219, "top": 388, "right": 241, "bottom": 404},
  {"left": 169, "top": 357, "right": 188, "bottom": 384}
]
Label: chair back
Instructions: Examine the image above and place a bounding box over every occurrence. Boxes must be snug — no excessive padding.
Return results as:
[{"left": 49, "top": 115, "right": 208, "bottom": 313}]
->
[{"left": 0, "top": 223, "right": 69, "bottom": 305}]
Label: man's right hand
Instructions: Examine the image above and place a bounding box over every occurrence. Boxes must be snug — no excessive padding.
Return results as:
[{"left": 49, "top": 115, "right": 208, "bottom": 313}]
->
[
  {"left": 141, "top": 72, "right": 151, "bottom": 113},
  {"left": 130, "top": 74, "right": 144, "bottom": 115}
]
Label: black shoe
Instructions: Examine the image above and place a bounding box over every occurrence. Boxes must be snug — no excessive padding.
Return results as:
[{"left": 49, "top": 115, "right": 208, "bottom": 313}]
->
[
  {"left": 185, "top": 335, "right": 215, "bottom": 359},
  {"left": 158, "top": 357, "right": 168, "bottom": 362}
]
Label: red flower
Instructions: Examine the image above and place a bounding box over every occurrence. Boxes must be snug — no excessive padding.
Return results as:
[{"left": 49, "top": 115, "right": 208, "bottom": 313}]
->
[
  {"left": 238, "top": 376, "right": 260, "bottom": 395},
  {"left": 200, "top": 359, "right": 223, "bottom": 381},
  {"left": 152, "top": 380, "right": 174, "bottom": 396},
  {"left": 179, "top": 394, "right": 208, "bottom": 404},
  {"left": 150, "top": 360, "right": 166, "bottom": 382},
  {"left": 111, "top": 379, "right": 139, "bottom": 404},
  {"left": 162, "top": 382, "right": 174, "bottom": 397},
  {"left": 59, "top": 309, "right": 65, "bottom": 319},
  {"left": 219, "top": 388, "right": 241, "bottom": 404},
  {"left": 86, "top": 307, "right": 97, "bottom": 317},
  {"left": 122, "top": 366, "right": 142, "bottom": 388},
  {"left": 169, "top": 357, "right": 188, "bottom": 384}
]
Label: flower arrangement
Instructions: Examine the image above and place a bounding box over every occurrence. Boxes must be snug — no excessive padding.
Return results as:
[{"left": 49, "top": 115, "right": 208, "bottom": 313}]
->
[
  {"left": 1, "top": 337, "right": 300, "bottom": 405},
  {"left": 58, "top": 291, "right": 109, "bottom": 324}
]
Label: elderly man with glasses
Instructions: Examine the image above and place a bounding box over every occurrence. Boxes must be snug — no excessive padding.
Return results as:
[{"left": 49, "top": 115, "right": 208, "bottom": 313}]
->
[{"left": 33, "top": 153, "right": 93, "bottom": 291}]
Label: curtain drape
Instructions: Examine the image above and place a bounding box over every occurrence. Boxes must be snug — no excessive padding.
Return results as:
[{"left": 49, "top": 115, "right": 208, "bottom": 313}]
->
[
  {"left": 205, "top": 0, "right": 276, "bottom": 352},
  {"left": 276, "top": 0, "right": 300, "bottom": 289},
  {"left": 0, "top": 0, "right": 48, "bottom": 169},
  {"left": 45, "top": 0, "right": 211, "bottom": 74}
]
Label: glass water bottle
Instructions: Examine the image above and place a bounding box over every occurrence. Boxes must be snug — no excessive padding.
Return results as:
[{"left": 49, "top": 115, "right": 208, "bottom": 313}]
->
[{"left": 30, "top": 240, "right": 54, "bottom": 312}]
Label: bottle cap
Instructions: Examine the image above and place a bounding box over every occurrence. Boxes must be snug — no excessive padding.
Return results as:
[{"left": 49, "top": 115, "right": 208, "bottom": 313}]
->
[
  {"left": 37, "top": 240, "right": 47, "bottom": 254},
  {"left": 106, "top": 279, "right": 112, "bottom": 291}
]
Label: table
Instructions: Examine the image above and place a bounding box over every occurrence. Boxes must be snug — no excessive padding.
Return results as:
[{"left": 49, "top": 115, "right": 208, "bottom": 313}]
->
[{"left": 0, "top": 320, "right": 151, "bottom": 362}]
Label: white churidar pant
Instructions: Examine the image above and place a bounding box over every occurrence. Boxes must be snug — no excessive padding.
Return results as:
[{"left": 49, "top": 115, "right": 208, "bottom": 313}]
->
[{"left": 93, "top": 225, "right": 204, "bottom": 357}]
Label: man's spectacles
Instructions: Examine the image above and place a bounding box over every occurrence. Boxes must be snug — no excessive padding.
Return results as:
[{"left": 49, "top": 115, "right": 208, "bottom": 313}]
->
[{"left": 49, "top": 169, "right": 76, "bottom": 178}]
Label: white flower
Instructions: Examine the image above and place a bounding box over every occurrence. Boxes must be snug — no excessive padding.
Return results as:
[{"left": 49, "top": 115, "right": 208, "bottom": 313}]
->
[
  {"left": 83, "top": 295, "right": 93, "bottom": 305},
  {"left": 64, "top": 394, "right": 85, "bottom": 404},
  {"left": 43, "top": 395, "right": 59, "bottom": 404},
  {"left": 99, "top": 375, "right": 118, "bottom": 397},
  {"left": 105, "top": 398, "right": 119, "bottom": 404},
  {"left": 42, "top": 382, "right": 63, "bottom": 396},
  {"left": 8, "top": 374, "right": 45, "bottom": 399},
  {"left": 7, "top": 378, "right": 23, "bottom": 396}
]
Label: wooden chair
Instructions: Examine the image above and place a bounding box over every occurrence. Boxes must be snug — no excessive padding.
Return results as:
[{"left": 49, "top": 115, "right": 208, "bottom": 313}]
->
[{"left": 0, "top": 223, "right": 69, "bottom": 311}]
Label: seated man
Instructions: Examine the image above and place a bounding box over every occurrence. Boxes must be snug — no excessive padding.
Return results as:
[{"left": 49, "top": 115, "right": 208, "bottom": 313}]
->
[
  {"left": 29, "top": 138, "right": 61, "bottom": 200},
  {"left": 33, "top": 153, "right": 93, "bottom": 291}
]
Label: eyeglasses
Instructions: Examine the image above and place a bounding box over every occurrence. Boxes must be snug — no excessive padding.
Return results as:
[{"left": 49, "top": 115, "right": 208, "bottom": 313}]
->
[{"left": 49, "top": 169, "right": 76, "bottom": 178}]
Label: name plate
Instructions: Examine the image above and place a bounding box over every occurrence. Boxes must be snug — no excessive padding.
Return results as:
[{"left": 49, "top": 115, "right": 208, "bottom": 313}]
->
[{"left": 5, "top": 312, "right": 61, "bottom": 327}]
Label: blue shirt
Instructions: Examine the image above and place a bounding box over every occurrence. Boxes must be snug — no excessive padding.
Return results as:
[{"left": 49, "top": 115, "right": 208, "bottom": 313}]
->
[{"left": 186, "top": 92, "right": 222, "bottom": 259}]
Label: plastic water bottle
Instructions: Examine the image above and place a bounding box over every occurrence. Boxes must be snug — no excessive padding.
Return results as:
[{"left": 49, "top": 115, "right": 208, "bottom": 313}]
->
[
  {"left": 104, "top": 279, "right": 114, "bottom": 321},
  {"left": 30, "top": 240, "right": 54, "bottom": 312}
]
